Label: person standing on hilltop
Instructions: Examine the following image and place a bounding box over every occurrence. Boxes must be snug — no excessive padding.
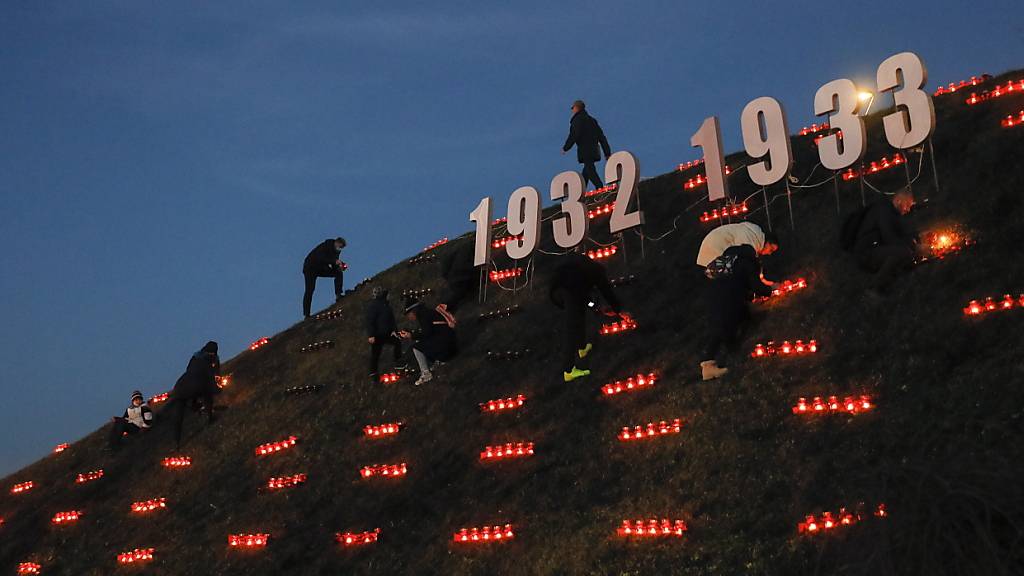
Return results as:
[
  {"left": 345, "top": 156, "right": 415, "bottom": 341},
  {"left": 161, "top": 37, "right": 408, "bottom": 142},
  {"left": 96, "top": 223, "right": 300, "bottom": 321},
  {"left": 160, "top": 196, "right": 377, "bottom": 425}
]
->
[
  {"left": 365, "top": 286, "right": 406, "bottom": 383},
  {"left": 169, "top": 341, "right": 221, "bottom": 448},
  {"left": 549, "top": 252, "right": 627, "bottom": 383},
  {"left": 561, "top": 100, "right": 612, "bottom": 191},
  {"left": 302, "top": 237, "right": 347, "bottom": 318}
]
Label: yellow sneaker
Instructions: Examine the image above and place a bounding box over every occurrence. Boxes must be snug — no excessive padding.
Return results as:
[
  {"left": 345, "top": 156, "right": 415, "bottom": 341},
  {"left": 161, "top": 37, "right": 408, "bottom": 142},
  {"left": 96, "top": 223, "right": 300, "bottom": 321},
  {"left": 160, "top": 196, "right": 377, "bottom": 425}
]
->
[
  {"left": 578, "top": 343, "right": 593, "bottom": 359},
  {"left": 563, "top": 367, "right": 591, "bottom": 382}
]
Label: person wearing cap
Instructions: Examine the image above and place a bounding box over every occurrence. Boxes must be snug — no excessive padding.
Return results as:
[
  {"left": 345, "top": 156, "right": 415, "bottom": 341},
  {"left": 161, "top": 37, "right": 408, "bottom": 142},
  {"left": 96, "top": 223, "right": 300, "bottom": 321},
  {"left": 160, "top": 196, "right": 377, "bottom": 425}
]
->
[
  {"left": 561, "top": 100, "right": 612, "bottom": 191},
  {"left": 302, "top": 237, "right": 348, "bottom": 318},
  {"left": 365, "top": 286, "right": 405, "bottom": 383},
  {"left": 107, "top": 390, "right": 154, "bottom": 449},
  {"left": 398, "top": 298, "right": 457, "bottom": 386},
  {"left": 549, "top": 252, "right": 627, "bottom": 382},
  {"left": 169, "top": 341, "right": 221, "bottom": 447}
]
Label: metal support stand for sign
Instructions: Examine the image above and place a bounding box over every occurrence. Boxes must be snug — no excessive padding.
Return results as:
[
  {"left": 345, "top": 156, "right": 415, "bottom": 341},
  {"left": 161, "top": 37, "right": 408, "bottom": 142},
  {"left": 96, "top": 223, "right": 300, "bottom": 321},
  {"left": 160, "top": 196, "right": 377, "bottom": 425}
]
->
[
  {"left": 619, "top": 233, "right": 628, "bottom": 266},
  {"left": 761, "top": 187, "right": 772, "bottom": 231},
  {"left": 478, "top": 267, "right": 488, "bottom": 305},
  {"left": 635, "top": 187, "right": 646, "bottom": 261},
  {"left": 832, "top": 171, "right": 842, "bottom": 216},
  {"left": 512, "top": 258, "right": 519, "bottom": 299},
  {"left": 927, "top": 137, "right": 941, "bottom": 196},
  {"left": 858, "top": 162, "right": 867, "bottom": 206},
  {"left": 902, "top": 149, "right": 914, "bottom": 195},
  {"left": 785, "top": 179, "right": 795, "bottom": 230}
]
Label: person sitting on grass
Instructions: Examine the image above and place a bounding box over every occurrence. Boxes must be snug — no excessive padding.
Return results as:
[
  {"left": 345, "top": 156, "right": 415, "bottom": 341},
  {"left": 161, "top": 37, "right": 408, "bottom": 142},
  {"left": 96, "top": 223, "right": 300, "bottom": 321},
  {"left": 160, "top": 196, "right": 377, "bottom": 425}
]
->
[
  {"left": 699, "top": 244, "right": 774, "bottom": 381},
  {"left": 398, "top": 298, "right": 457, "bottom": 386},
  {"left": 108, "top": 390, "right": 153, "bottom": 449},
  {"left": 366, "top": 286, "right": 406, "bottom": 384},
  {"left": 549, "top": 251, "right": 627, "bottom": 383}
]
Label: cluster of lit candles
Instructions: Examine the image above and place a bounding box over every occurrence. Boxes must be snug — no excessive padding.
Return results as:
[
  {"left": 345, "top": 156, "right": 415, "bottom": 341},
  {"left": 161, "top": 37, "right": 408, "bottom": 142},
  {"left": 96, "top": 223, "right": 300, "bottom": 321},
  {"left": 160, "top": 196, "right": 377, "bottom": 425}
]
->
[
  {"left": 408, "top": 253, "right": 438, "bottom": 266},
  {"left": 480, "top": 394, "right": 526, "bottom": 413},
  {"left": 379, "top": 372, "right": 403, "bottom": 384},
  {"left": 600, "top": 316, "right": 638, "bottom": 336},
  {"left": 479, "top": 442, "right": 534, "bottom": 460},
  {"left": 491, "top": 235, "right": 523, "bottom": 249},
  {"left": 683, "top": 166, "right": 732, "bottom": 190},
  {"left": 423, "top": 237, "right": 449, "bottom": 252},
  {"left": 619, "top": 419, "right": 683, "bottom": 441},
  {"left": 228, "top": 534, "right": 269, "bottom": 547},
  {"left": 75, "top": 470, "right": 104, "bottom": 484},
  {"left": 453, "top": 524, "right": 514, "bottom": 543},
  {"left": 933, "top": 74, "right": 990, "bottom": 95},
  {"left": 10, "top": 481, "right": 33, "bottom": 494},
  {"left": 700, "top": 202, "right": 748, "bottom": 223},
  {"left": 587, "top": 246, "right": 618, "bottom": 260},
  {"left": 964, "top": 79, "right": 1024, "bottom": 105},
  {"left": 753, "top": 278, "right": 808, "bottom": 303},
  {"left": 584, "top": 183, "right": 618, "bottom": 198},
  {"left": 489, "top": 268, "right": 523, "bottom": 282},
  {"left": 812, "top": 131, "right": 844, "bottom": 146},
  {"left": 363, "top": 422, "right": 402, "bottom": 438},
  {"left": 792, "top": 395, "right": 874, "bottom": 415},
  {"left": 360, "top": 463, "right": 408, "bottom": 478},
  {"left": 401, "top": 288, "right": 432, "bottom": 298},
  {"left": 479, "top": 305, "right": 521, "bottom": 321},
  {"left": 1002, "top": 111, "right": 1024, "bottom": 128},
  {"left": 677, "top": 159, "right": 704, "bottom": 171},
  {"left": 149, "top": 392, "right": 169, "bottom": 404},
  {"left": 924, "top": 230, "right": 970, "bottom": 259},
  {"left": 131, "top": 498, "right": 167, "bottom": 513},
  {"left": 117, "top": 548, "right": 155, "bottom": 564},
  {"left": 249, "top": 337, "right": 270, "bottom": 351},
  {"left": 963, "top": 294, "right": 1023, "bottom": 316},
  {"left": 53, "top": 443, "right": 69, "bottom": 454},
  {"left": 798, "top": 504, "right": 886, "bottom": 535},
  {"left": 751, "top": 340, "right": 819, "bottom": 357},
  {"left": 161, "top": 456, "right": 192, "bottom": 468},
  {"left": 267, "top": 474, "right": 307, "bottom": 489},
  {"left": 601, "top": 372, "right": 657, "bottom": 396},
  {"left": 17, "top": 563, "right": 42, "bottom": 575},
  {"left": 300, "top": 340, "right": 334, "bottom": 353},
  {"left": 587, "top": 202, "right": 615, "bottom": 219},
  {"left": 255, "top": 436, "right": 298, "bottom": 457},
  {"left": 314, "top": 309, "right": 344, "bottom": 321},
  {"left": 284, "top": 383, "right": 324, "bottom": 395},
  {"left": 616, "top": 519, "right": 688, "bottom": 538},
  {"left": 337, "top": 529, "right": 380, "bottom": 546},
  {"left": 840, "top": 153, "right": 905, "bottom": 180},
  {"left": 52, "top": 510, "right": 82, "bottom": 524},
  {"left": 798, "top": 122, "right": 831, "bottom": 136}
]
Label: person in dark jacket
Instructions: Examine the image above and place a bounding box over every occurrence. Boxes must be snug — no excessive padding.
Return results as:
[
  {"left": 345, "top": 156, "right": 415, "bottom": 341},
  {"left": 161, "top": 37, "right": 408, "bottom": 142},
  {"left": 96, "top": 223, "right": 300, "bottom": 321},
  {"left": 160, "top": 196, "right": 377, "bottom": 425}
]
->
[
  {"left": 562, "top": 100, "right": 612, "bottom": 191},
  {"left": 302, "top": 237, "right": 347, "bottom": 318},
  {"left": 365, "top": 286, "right": 405, "bottom": 382},
  {"left": 438, "top": 239, "right": 478, "bottom": 316},
  {"left": 853, "top": 189, "right": 918, "bottom": 297},
  {"left": 108, "top": 390, "right": 153, "bottom": 449},
  {"left": 549, "top": 252, "right": 626, "bottom": 382},
  {"left": 700, "top": 245, "right": 774, "bottom": 381},
  {"left": 398, "top": 299, "right": 457, "bottom": 386},
  {"left": 169, "top": 341, "right": 220, "bottom": 447}
]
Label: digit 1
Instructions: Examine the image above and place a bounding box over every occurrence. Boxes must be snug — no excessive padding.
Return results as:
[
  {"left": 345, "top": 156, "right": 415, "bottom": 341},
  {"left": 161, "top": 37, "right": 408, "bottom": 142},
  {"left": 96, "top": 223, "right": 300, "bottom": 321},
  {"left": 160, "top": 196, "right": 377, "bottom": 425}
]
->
[
  {"left": 469, "top": 196, "right": 493, "bottom": 267},
  {"left": 690, "top": 116, "right": 729, "bottom": 201}
]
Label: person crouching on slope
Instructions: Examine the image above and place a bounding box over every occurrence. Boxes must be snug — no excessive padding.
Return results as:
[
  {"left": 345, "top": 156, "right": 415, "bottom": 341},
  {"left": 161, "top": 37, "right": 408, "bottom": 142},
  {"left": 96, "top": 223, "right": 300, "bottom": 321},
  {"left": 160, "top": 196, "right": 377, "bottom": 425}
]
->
[
  {"left": 366, "top": 286, "right": 406, "bottom": 384},
  {"left": 398, "top": 298, "right": 457, "bottom": 386},
  {"left": 549, "top": 251, "right": 627, "bottom": 383},
  {"left": 108, "top": 390, "right": 153, "bottom": 449},
  {"left": 436, "top": 239, "right": 477, "bottom": 325},
  {"left": 303, "top": 236, "right": 347, "bottom": 318},
  {"left": 696, "top": 221, "right": 779, "bottom": 271},
  {"left": 169, "top": 341, "right": 221, "bottom": 448},
  {"left": 700, "top": 244, "right": 774, "bottom": 381},
  {"left": 850, "top": 188, "right": 918, "bottom": 299}
]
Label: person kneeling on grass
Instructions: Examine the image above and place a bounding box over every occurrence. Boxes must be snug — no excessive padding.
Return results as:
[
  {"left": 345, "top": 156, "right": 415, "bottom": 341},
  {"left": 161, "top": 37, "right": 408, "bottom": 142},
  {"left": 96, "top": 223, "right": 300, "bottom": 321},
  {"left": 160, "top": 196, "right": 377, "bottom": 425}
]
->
[
  {"left": 399, "top": 298, "right": 457, "bottom": 386},
  {"left": 108, "top": 390, "right": 153, "bottom": 449},
  {"left": 700, "top": 244, "right": 774, "bottom": 381},
  {"left": 366, "top": 286, "right": 406, "bottom": 383}
]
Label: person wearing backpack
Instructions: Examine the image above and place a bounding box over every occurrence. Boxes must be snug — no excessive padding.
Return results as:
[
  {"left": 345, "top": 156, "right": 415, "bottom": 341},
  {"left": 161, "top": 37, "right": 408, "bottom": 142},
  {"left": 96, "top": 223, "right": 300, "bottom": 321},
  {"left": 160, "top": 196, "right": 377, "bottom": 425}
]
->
[
  {"left": 700, "top": 245, "right": 774, "bottom": 381},
  {"left": 696, "top": 222, "right": 779, "bottom": 269},
  {"left": 844, "top": 189, "right": 918, "bottom": 298}
]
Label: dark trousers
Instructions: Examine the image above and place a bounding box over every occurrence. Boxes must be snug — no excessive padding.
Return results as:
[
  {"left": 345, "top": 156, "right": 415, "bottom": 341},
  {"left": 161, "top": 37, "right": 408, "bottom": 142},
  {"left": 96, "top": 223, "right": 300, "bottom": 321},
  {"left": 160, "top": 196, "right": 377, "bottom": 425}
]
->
[
  {"left": 581, "top": 162, "right": 604, "bottom": 190},
  {"left": 703, "top": 287, "right": 750, "bottom": 363},
  {"left": 564, "top": 296, "right": 588, "bottom": 372},
  {"left": 859, "top": 244, "right": 915, "bottom": 292},
  {"left": 303, "top": 266, "right": 344, "bottom": 317},
  {"left": 443, "top": 278, "right": 477, "bottom": 313},
  {"left": 170, "top": 393, "right": 213, "bottom": 448},
  {"left": 108, "top": 418, "right": 142, "bottom": 447},
  {"left": 369, "top": 335, "right": 403, "bottom": 374}
]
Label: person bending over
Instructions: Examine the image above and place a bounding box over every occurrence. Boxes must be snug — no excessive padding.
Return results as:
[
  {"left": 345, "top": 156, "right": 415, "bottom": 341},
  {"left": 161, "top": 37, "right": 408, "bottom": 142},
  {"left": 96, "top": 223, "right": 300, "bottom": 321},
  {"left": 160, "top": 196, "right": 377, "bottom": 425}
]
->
[
  {"left": 108, "top": 390, "right": 153, "bottom": 449},
  {"left": 696, "top": 221, "right": 779, "bottom": 270},
  {"left": 437, "top": 239, "right": 477, "bottom": 321},
  {"left": 169, "top": 341, "right": 220, "bottom": 448},
  {"left": 399, "top": 298, "right": 457, "bottom": 386},
  {"left": 366, "top": 286, "right": 405, "bottom": 383},
  {"left": 302, "top": 237, "right": 347, "bottom": 318}
]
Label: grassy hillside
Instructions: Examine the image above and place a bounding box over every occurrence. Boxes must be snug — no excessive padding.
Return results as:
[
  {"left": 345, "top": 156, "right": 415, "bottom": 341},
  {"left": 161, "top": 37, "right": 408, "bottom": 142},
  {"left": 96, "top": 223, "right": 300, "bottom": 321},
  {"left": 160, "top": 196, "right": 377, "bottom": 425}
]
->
[{"left": 2, "top": 68, "right": 1023, "bottom": 576}]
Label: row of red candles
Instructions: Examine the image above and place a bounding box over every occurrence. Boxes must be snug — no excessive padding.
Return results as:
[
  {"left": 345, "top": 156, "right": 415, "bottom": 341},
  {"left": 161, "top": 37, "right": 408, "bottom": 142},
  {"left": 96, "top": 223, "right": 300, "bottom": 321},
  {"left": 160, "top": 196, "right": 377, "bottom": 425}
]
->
[
  {"left": 587, "top": 246, "right": 617, "bottom": 260},
  {"left": 793, "top": 396, "right": 873, "bottom": 415},
  {"left": 700, "top": 202, "right": 748, "bottom": 223},
  {"left": 751, "top": 340, "right": 819, "bottom": 357},
  {"left": 964, "top": 79, "right": 1024, "bottom": 105},
  {"left": 840, "top": 153, "right": 905, "bottom": 181},
  {"left": 964, "top": 294, "right": 1024, "bottom": 315},
  {"left": 1002, "top": 111, "right": 1024, "bottom": 128}
]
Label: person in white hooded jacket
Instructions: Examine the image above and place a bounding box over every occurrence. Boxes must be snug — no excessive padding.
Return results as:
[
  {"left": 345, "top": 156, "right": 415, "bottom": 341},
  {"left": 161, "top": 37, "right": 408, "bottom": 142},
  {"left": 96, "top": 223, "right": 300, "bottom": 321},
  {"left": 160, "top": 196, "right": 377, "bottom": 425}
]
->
[
  {"left": 108, "top": 390, "right": 153, "bottom": 449},
  {"left": 696, "top": 221, "right": 779, "bottom": 268}
]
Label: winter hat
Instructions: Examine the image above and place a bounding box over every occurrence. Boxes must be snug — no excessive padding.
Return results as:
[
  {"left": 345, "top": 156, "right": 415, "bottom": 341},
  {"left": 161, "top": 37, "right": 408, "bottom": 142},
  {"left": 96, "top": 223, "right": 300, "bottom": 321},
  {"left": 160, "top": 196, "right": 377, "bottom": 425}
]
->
[
  {"left": 403, "top": 298, "right": 422, "bottom": 314},
  {"left": 131, "top": 390, "right": 144, "bottom": 403},
  {"left": 202, "top": 341, "right": 218, "bottom": 354}
]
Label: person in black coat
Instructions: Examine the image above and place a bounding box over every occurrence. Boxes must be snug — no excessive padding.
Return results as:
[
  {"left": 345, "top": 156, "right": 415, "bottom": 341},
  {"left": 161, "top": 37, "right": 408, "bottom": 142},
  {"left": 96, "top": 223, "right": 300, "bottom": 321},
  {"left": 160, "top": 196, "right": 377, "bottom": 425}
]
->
[
  {"left": 549, "top": 252, "right": 626, "bottom": 382},
  {"left": 108, "top": 390, "right": 154, "bottom": 449},
  {"left": 169, "top": 341, "right": 220, "bottom": 447},
  {"left": 853, "top": 189, "right": 918, "bottom": 297},
  {"left": 365, "top": 286, "right": 405, "bottom": 382},
  {"left": 438, "top": 240, "right": 478, "bottom": 315},
  {"left": 562, "top": 100, "right": 612, "bottom": 191},
  {"left": 700, "top": 245, "right": 774, "bottom": 381},
  {"left": 302, "top": 237, "right": 347, "bottom": 318},
  {"left": 398, "top": 299, "right": 457, "bottom": 386}
]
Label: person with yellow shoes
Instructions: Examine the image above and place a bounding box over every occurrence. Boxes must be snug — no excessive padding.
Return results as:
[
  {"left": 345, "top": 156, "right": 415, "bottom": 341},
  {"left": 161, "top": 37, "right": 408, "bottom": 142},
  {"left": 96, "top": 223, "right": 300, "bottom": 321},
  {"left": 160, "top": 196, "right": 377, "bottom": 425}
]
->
[{"left": 549, "top": 252, "right": 627, "bottom": 382}]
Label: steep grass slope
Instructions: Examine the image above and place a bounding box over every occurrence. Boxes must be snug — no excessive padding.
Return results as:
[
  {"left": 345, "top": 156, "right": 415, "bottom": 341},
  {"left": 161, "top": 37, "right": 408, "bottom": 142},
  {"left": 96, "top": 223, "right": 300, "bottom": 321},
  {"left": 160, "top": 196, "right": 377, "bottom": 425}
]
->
[{"left": 2, "top": 68, "right": 1023, "bottom": 576}]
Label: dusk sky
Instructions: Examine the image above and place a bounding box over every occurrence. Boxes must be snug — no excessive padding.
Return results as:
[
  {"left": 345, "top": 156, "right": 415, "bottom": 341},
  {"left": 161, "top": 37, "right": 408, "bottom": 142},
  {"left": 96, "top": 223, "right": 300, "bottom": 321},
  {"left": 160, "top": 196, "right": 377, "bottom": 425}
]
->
[{"left": 1, "top": 1, "right": 1021, "bottom": 475}]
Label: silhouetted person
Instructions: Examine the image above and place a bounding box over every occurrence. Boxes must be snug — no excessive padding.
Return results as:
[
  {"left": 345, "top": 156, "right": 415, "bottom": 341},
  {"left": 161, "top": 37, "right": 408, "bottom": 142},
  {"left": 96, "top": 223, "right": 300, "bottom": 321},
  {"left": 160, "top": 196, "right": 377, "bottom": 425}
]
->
[
  {"left": 169, "top": 341, "right": 220, "bottom": 447},
  {"left": 562, "top": 100, "right": 611, "bottom": 190},
  {"left": 549, "top": 252, "right": 625, "bottom": 382},
  {"left": 108, "top": 390, "right": 153, "bottom": 449},
  {"left": 399, "top": 298, "right": 457, "bottom": 386},
  {"left": 365, "top": 286, "right": 405, "bottom": 383},
  {"left": 851, "top": 189, "right": 917, "bottom": 298},
  {"left": 700, "top": 245, "right": 773, "bottom": 381},
  {"left": 303, "top": 237, "right": 347, "bottom": 318},
  {"left": 438, "top": 239, "right": 477, "bottom": 318},
  {"left": 696, "top": 222, "right": 779, "bottom": 270}
]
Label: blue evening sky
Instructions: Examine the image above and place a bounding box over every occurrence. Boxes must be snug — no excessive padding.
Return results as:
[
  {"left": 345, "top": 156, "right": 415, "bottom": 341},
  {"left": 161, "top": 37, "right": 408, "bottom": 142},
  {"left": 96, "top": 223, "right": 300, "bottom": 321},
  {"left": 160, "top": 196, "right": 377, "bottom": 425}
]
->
[{"left": 1, "top": 1, "right": 1021, "bottom": 475}]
